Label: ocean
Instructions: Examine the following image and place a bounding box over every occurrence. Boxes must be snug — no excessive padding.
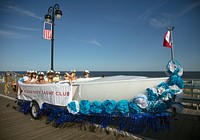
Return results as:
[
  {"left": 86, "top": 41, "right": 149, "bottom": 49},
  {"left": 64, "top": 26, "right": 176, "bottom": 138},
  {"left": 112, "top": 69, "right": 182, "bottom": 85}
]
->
[{"left": 1, "top": 71, "right": 200, "bottom": 79}]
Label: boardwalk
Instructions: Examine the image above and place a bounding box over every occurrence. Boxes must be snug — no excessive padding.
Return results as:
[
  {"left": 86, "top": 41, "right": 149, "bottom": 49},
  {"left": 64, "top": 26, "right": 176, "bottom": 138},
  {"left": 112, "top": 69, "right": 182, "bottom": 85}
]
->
[{"left": 0, "top": 96, "right": 142, "bottom": 140}]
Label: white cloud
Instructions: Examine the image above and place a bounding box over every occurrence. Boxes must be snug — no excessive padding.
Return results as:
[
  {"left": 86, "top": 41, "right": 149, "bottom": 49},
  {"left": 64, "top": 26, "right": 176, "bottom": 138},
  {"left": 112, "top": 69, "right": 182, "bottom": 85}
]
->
[
  {"left": 3, "top": 4, "right": 42, "bottom": 20},
  {"left": 88, "top": 39, "right": 103, "bottom": 48},
  {"left": 72, "top": 38, "right": 103, "bottom": 48},
  {"left": 0, "top": 30, "right": 30, "bottom": 39},
  {"left": 5, "top": 25, "right": 40, "bottom": 31},
  {"left": 136, "top": 1, "right": 200, "bottom": 28},
  {"left": 148, "top": 13, "right": 174, "bottom": 28},
  {"left": 177, "top": 1, "right": 200, "bottom": 18},
  {"left": 137, "top": 2, "right": 167, "bottom": 25},
  {"left": 136, "top": 1, "right": 175, "bottom": 28}
]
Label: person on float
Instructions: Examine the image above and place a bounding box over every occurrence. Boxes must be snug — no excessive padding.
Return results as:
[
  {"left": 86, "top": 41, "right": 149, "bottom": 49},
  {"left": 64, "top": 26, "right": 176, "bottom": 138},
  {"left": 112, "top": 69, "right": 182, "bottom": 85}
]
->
[
  {"left": 37, "top": 72, "right": 48, "bottom": 84},
  {"left": 64, "top": 71, "right": 73, "bottom": 85},
  {"left": 46, "top": 70, "right": 54, "bottom": 83},
  {"left": 23, "top": 70, "right": 32, "bottom": 84},
  {"left": 30, "top": 70, "right": 37, "bottom": 84},
  {"left": 53, "top": 71, "right": 60, "bottom": 82},
  {"left": 71, "top": 70, "right": 77, "bottom": 80},
  {"left": 83, "top": 70, "right": 90, "bottom": 78}
]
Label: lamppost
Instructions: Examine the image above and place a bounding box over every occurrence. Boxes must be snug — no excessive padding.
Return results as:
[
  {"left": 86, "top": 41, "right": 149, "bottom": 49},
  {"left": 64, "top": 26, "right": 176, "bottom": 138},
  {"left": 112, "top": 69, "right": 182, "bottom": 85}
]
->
[{"left": 45, "top": 4, "right": 62, "bottom": 70}]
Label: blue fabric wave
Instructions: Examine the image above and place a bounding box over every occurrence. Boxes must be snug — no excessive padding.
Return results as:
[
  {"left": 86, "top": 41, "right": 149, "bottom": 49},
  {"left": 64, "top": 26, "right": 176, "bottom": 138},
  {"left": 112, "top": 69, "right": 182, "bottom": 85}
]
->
[
  {"left": 129, "top": 101, "right": 142, "bottom": 114},
  {"left": 102, "top": 100, "right": 116, "bottom": 114},
  {"left": 168, "top": 75, "right": 184, "bottom": 89},
  {"left": 157, "top": 82, "right": 169, "bottom": 90},
  {"left": 19, "top": 100, "right": 31, "bottom": 114},
  {"left": 166, "top": 60, "right": 183, "bottom": 77},
  {"left": 164, "top": 100, "right": 172, "bottom": 110},
  {"left": 133, "top": 94, "right": 148, "bottom": 109},
  {"left": 116, "top": 100, "right": 129, "bottom": 115},
  {"left": 146, "top": 88, "right": 158, "bottom": 101},
  {"left": 169, "top": 85, "right": 182, "bottom": 95},
  {"left": 154, "top": 101, "right": 167, "bottom": 114},
  {"left": 90, "top": 100, "right": 102, "bottom": 114},
  {"left": 146, "top": 101, "right": 156, "bottom": 113},
  {"left": 79, "top": 100, "right": 90, "bottom": 115},
  {"left": 160, "top": 89, "right": 175, "bottom": 101},
  {"left": 68, "top": 101, "right": 77, "bottom": 113}
]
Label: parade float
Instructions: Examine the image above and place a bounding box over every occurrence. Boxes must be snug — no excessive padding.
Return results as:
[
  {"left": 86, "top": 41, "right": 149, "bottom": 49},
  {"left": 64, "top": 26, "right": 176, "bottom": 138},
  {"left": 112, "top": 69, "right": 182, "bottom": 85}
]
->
[{"left": 17, "top": 28, "right": 184, "bottom": 136}]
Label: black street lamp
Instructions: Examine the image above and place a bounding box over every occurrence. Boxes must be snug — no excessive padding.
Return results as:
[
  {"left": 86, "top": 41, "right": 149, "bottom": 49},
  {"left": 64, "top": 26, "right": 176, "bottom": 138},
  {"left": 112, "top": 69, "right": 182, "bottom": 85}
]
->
[{"left": 45, "top": 4, "right": 62, "bottom": 70}]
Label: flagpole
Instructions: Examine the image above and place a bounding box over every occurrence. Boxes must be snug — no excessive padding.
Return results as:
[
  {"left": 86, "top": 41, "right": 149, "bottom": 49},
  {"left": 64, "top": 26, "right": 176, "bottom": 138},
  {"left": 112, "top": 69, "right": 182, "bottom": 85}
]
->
[{"left": 167, "top": 27, "right": 174, "bottom": 60}]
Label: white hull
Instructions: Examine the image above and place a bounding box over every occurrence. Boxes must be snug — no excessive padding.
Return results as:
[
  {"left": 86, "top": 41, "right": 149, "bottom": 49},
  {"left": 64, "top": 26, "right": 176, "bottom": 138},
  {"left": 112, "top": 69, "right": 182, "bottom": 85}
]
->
[{"left": 72, "top": 76, "right": 169, "bottom": 102}]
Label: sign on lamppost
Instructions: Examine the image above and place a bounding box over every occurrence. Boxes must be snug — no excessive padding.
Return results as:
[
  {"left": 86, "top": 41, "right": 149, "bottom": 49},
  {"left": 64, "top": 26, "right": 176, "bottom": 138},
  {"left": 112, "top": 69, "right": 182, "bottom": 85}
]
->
[{"left": 43, "top": 22, "right": 52, "bottom": 40}]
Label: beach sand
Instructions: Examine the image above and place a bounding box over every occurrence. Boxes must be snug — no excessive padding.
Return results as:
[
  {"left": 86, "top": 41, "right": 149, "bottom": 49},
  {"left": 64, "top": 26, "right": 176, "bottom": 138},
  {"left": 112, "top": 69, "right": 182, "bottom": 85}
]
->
[{"left": 0, "top": 82, "right": 200, "bottom": 140}]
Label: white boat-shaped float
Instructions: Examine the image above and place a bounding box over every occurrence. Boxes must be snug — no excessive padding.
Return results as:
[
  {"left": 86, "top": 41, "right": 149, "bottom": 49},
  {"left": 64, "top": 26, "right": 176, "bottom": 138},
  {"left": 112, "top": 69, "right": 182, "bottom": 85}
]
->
[
  {"left": 72, "top": 76, "right": 169, "bottom": 102},
  {"left": 18, "top": 75, "right": 169, "bottom": 107}
]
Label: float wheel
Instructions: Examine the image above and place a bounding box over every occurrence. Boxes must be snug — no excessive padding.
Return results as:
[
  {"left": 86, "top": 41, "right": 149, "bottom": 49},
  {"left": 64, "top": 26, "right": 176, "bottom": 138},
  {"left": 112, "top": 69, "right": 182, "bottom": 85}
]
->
[{"left": 30, "top": 101, "right": 41, "bottom": 120}]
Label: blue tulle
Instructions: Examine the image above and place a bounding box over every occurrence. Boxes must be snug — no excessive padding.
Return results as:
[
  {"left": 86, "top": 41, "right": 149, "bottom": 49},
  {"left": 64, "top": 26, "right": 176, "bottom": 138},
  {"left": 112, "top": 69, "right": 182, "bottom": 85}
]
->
[
  {"left": 46, "top": 106, "right": 64, "bottom": 123},
  {"left": 133, "top": 94, "right": 148, "bottom": 109},
  {"left": 168, "top": 75, "right": 184, "bottom": 89},
  {"left": 68, "top": 101, "right": 77, "bottom": 113},
  {"left": 169, "top": 85, "right": 182, "bottom": 95},
  {"left": 154, "top": 101, "right": 167, "bottom": 114},
  {"left": 166, "top": 60, "right": 183, "bottom": 77},
  {"left": 146, "top": 101, "right": 156, "bottom": 113},
  {"left": 116, "top": 100, "right": 129, "bottom": 115},
  {"left": 79, "top": 100, "right": 90, "bottom": 115},
  {"left": 164, "top": 100, "right": 172, "bottom": 110},
  {"left": 90, "top": 100, "right": 102, "bottom": 114},
  {"left": 146, "top": 88, "right": 158, "bottom": 101},
  {"left": 156, "top": 82, "right": 169, "bottom": 90},
  {"left": 160, "top": 89, "right": 175, "bottom": 101},
  {"left": 102, "top": 100, "right": 116, "bottom": 114},
  {"left": 18, "top": 100, "right": 30, "bottom": 114},
  {"left": 129, "top": 101, "right": 142, "bottom": 114},
  {"left": 54, "top": 110, "right": 71, "bottom": 127}
]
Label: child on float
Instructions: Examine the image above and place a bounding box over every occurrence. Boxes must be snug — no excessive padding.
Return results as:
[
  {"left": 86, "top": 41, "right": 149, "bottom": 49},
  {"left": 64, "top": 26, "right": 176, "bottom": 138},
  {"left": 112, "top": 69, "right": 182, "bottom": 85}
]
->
[
  {"left": 64, "top": 71, "right": 73, "bottom": 85},
  {"left": 37, "top": 72, "right": 48, "bottom": 84},
  {"left": 46, "top": 70, "right": 54, "bottom": 83},
  {"left": 30, "top": 70, "right": 37, "bottom": 84},
  {"left": 71, "top": 70, "right": 77, "bottom": 80},
  {"left": 83, "top": 70, "right": 90, "bottom": 78},
  {"left": 53, "top": 71, "right": 60, "bottom": 82},
  {"left": 64, "top": 71, "right": 71, "bottom": 84},
  {"left": 23, "top": 70, "right": 32, "bottom": 84}
]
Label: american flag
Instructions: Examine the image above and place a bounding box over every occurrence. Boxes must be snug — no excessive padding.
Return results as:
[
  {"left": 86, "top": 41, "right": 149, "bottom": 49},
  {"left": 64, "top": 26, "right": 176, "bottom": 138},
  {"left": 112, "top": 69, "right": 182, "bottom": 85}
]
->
[{"left": 43, "top": 22, "right": 52, "bottom": 40}]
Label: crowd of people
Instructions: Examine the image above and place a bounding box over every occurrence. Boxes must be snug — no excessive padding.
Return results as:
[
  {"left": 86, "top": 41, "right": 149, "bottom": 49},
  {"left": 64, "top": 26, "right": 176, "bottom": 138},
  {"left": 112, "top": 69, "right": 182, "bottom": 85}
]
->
[{"left": 22, "top": 70, "right": 90, "bottom": 85}]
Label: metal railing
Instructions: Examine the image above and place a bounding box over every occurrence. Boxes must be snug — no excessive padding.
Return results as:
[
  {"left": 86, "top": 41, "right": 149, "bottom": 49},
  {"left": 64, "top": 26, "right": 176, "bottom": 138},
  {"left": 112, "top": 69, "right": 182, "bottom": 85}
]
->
[{"left": 182, "top": 80, "right": 200, "bottom": 110}]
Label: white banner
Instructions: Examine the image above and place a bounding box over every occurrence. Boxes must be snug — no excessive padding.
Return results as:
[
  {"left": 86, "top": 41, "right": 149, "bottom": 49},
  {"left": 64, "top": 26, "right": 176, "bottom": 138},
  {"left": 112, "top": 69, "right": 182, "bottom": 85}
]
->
[{"left": 18, "top": 83, "right": 72, "bottom": 106}]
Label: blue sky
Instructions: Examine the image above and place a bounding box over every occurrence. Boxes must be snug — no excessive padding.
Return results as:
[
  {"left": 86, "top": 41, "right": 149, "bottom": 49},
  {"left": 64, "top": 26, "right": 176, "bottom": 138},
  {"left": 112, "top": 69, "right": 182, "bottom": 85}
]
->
[{"left": 0, "top": 0, "right": 200, "bottom": 71}]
